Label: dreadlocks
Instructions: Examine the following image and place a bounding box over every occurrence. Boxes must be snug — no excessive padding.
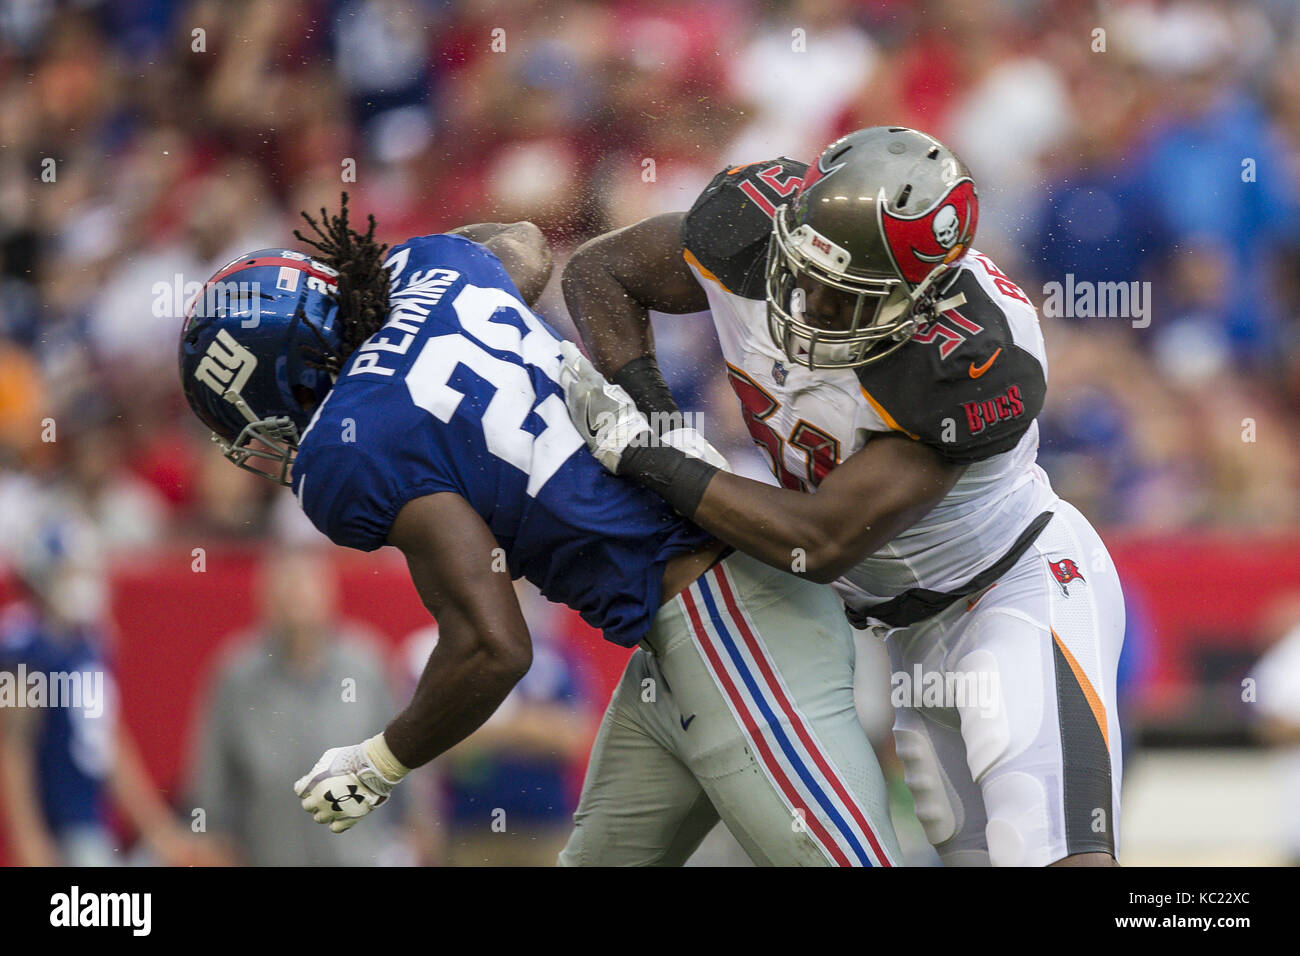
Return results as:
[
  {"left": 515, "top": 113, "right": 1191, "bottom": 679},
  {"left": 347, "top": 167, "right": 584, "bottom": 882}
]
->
[{"left": 294, "top": 192, "right": 390, "bottom": 374}]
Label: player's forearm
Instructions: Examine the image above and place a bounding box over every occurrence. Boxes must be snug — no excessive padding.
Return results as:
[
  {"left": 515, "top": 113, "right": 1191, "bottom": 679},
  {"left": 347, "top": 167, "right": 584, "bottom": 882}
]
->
[
  {"left": 383, "top": 493, "right": 534, "bottom": 770},
  {"left": 688, "top": 471, "right": 899, "bottom": 584},
  {"left": 562, "top": 241, "right": 657, "bottom": 377},
  {"left": 291, "top": 588, "right": 530, "bottom": 835},
  {"left": 564, "top": 214, "right": 711, "bottom": 424},
  {"left": 563, "top": 253, "right": 686, "bottom": 429},
  {"left": 383, "top": 631, "right": 530, "bottom": 770}
]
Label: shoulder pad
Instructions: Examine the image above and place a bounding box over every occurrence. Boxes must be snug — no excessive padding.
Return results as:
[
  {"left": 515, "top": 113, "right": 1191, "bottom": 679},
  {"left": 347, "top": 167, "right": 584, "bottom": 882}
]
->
[
  {"left": 855, "top": 270, "right": 1046, "bottom": 464},
  {"left": 681, "top": 158, "right": 808, "bottom": 299}
]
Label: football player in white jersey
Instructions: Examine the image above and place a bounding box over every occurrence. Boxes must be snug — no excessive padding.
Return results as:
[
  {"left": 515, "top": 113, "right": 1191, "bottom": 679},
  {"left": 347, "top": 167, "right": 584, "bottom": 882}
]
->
[{"left": 558, "top": 126, "right": 1126, "bottom": 866}]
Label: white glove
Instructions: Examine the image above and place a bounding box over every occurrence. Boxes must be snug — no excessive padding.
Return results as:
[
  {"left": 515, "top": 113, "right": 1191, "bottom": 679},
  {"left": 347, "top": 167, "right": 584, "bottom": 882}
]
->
[
  {"left": 559, "top": 341, "right": 651, "bottom": 474},
  {"left": 660, "top": 426, "right": 732, "bottom": 473},
  {"left": 293, "top": 734, "right": 408, "bottom": 833},
  {"left": 559, "top": 341, "right": 733, "bottom": 476}
]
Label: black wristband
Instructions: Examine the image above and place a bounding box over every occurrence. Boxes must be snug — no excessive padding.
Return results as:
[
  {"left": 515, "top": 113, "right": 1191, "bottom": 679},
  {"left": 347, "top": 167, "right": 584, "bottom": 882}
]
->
[
  {"left": 619, "top": 441, "right": 718, "bottom": 520},
  {"left": 611, "top": 356, "right": 683, "bottom": 436}
]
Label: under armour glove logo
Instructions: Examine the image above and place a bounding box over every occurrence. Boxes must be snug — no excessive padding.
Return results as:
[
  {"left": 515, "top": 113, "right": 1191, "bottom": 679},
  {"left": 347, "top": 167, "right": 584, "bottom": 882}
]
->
[
  {"left": 324, "top": 785, "right": 366, "bottom": 812},
  {"left": 294, "top": 742, "right": 399, "bottom": 833}
]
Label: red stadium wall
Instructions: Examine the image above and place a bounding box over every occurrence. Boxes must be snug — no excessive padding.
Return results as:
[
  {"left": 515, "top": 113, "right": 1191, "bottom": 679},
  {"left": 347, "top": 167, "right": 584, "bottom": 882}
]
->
[
  {"left": 1, "top": 532, "right": 1298, "bottom": 865},
  {"left": 1112, "top": 534, "right": 1300, "bottom": 681}
]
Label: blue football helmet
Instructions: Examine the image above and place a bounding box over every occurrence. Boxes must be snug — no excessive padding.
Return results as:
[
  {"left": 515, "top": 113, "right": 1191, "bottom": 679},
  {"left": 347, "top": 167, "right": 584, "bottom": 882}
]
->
[{"left": 178, "top": 249, "right": 342, "bottom": 485}]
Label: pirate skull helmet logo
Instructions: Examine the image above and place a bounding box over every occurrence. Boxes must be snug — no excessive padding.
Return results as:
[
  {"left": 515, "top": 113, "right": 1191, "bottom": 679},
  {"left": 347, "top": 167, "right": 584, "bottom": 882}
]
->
[{"left": 932, "top": 204, "right": 960, "bottom": 249}]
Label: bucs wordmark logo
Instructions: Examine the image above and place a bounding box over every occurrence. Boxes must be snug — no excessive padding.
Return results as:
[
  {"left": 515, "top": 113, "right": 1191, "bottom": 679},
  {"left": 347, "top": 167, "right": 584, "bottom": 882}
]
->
[
  {"left": 1049, "top": 558, "right": 1086, "bottom": 597},
  {"left": 879, "top": 179, "right": 979, "bottom": 285}
]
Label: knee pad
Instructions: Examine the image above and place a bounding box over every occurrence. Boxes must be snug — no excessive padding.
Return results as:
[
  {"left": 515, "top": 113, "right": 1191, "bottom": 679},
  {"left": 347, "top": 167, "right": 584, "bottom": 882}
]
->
[
  {"left": 893, "top": 724, "right": 960, "bottom": 846},
  {"left": 983, "top": 770, "right": 1052, "bottom": 867}
]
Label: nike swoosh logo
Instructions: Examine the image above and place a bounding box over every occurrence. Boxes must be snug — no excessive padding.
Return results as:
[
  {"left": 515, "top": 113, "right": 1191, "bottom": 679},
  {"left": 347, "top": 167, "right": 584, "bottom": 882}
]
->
[
  {"left": 968, "top": 348, "right": 1002, "bottom": 378},
  {"left": 680, "top": 714, "right": 696, "bottom": 731},
  {"left": 585, "top": 404, "right": 602, "bottom": 435},
  {"left": 966, "top": 583, "right": 997, "bottom": 611}
]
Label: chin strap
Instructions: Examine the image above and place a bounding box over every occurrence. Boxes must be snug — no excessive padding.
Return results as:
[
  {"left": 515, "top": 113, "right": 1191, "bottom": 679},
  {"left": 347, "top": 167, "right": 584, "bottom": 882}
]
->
[
  {"left": 901, "top": 259, "right": 968, "bottom": 337},
  {"left": 932, "top": 290, "right": 967, "bottom": 313}
]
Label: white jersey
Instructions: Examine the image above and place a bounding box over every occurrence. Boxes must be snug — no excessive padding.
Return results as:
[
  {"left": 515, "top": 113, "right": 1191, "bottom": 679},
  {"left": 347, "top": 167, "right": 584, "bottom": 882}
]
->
[
  {"left": 667, "top": 157, "right": 1126, "bottom": 866},
  {"left": 680, "top": 159, "right": 1059, "bottom": 623}
]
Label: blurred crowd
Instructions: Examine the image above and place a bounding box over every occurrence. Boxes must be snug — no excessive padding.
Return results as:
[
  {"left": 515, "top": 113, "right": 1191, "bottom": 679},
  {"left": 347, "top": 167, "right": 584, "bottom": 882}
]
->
[{"left": 0, "top": 0, "right": 1298, "bottom": 548}]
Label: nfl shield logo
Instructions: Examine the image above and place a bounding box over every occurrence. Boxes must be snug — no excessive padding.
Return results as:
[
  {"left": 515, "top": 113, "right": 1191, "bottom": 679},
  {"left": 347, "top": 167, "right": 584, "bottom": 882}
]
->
[{"left": 772, "top": 360, "right": 788, "bottom": 385}]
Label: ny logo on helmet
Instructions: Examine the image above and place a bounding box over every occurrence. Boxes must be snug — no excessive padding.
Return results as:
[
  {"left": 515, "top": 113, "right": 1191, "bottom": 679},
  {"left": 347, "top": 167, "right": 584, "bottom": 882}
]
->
[{"left": 195, "top": 328, "right": 257, "bottom": 398}]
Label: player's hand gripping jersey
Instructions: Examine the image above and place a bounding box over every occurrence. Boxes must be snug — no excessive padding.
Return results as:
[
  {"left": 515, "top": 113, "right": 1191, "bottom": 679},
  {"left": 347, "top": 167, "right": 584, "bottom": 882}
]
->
[
  {"left": 291, "top": 234, "right": 711, "bottom": 647},
  {"left": 681, "top": 159, "right": 1060, "bottom": 626}
]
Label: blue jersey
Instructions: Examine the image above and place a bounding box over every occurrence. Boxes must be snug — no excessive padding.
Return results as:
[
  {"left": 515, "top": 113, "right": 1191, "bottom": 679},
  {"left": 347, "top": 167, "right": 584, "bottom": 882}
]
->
[
  {"left": 0, "top": 605, "right": 114, "bottom": 834},
  {"left": 292, "top": 234, "right": 712, "bottom": 647}
]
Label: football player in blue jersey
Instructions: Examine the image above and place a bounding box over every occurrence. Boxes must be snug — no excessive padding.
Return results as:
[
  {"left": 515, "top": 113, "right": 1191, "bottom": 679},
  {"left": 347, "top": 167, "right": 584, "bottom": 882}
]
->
[{"left": 177, "top": 196, "right": 901, "bottom": 866}]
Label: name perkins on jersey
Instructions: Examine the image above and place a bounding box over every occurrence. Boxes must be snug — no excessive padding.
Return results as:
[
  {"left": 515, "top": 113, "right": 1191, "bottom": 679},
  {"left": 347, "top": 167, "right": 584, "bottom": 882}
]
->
[{"left": 348, "top": 258, "right": 460, "bottom": 378}]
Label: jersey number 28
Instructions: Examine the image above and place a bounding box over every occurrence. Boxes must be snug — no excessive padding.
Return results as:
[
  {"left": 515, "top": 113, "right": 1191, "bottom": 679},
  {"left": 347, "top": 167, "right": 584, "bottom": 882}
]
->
[{"left": 406, "top": 284, "right": 583, "bottom": 496}]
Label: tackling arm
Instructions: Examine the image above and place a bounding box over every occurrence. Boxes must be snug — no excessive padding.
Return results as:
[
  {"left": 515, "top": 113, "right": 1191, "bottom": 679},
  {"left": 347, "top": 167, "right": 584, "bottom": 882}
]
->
[
  {"left": 562, "top": 212, "right": 708, "bottom": 372},
  {"left": 562, "top": 213, "right": 707, "bottom": 426},
  {"left": 687, "top": 435, "right": 964, "bottom": 583},
  {"left": 560, "top": 346, "right": 964, "bottom": 585}
]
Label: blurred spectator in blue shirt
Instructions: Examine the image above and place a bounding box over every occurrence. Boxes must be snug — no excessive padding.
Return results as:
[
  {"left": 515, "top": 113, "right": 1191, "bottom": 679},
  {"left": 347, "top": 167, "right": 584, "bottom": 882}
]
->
[{"left": 0, "top": 507, "right": 219, "bottom": 866}]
